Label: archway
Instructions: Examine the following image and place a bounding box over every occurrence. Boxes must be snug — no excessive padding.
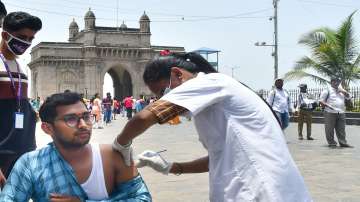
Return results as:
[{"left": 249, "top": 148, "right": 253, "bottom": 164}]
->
[
  {"left": 106, "top": 67, "right": 133, "bottom": 100},
  {"left": 103, "top": 73, "right": 114, "bottom": 98}
]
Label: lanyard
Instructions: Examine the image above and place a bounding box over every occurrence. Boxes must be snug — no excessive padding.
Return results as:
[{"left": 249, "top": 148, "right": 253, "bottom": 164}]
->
[{"left": 0, "top": 53, "right": 22, "bottom": 111}]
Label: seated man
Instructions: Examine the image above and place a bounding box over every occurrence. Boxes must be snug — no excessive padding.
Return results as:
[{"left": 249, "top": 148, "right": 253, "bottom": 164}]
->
[{"left": 0, "top": 92, "right": 151, "bottom": 201}]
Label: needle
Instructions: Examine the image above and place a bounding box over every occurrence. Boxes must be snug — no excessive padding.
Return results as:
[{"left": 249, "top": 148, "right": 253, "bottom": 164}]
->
[{"left": 156, "top": 149, "right": 167, "bottom": 154}]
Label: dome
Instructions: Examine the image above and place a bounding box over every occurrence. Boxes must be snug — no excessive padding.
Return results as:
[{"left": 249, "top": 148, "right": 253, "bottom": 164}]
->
[
  {"left": 85, "top": 8, "right": 95, "bottom": 18},
  {"left": 140, "top": 11, "right": 150, "bottom": 21},
  {"left": 120, "top": 21, "right": 127, "bottom": 29},
  {"left": 69, "top": 19, "right": 78, "bottom": 29}
]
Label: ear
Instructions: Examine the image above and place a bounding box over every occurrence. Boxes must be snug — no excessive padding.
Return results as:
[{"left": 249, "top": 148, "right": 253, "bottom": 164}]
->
[
  {"left": 170, "top": 67, "right": 183, "bottom": 77},
  {"left": 1, "top": 31, "right": 8, "bottom": 41},
  {"left": 41, "top": 122, "right": 54, "bottom": 137}
]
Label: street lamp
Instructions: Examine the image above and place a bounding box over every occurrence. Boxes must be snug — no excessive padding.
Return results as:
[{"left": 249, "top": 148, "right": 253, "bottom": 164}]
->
[
  {"left": 255, "top": 0, "right": 279, "bottom": 80},
  {"left": 255, "top": 41, "right": 277, "bottom": 79},
  {"left": 231, "top": 66, "right": 241, "bottom": 78}
]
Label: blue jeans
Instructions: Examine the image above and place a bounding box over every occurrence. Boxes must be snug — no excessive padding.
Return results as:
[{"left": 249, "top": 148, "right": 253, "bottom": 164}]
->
[
  {"left": 275, "top": 111, "right": 290, "bottom": 130},
  {"left": 104, "top": 109, "right": 112, "bottom": 123}
]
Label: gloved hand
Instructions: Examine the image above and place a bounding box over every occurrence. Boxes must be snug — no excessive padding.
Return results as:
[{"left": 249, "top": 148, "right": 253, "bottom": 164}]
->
[
  {"left": 135, "top": 150, "right": 173, "bottom": 175},
  {"left": 112, "top": 139, "right": 133, "bottom": 166}
]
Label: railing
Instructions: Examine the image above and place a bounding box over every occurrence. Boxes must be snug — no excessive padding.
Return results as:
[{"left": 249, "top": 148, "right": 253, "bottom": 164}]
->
[{"left": 258, "top": 87, "right": 360, "bottom": 112}]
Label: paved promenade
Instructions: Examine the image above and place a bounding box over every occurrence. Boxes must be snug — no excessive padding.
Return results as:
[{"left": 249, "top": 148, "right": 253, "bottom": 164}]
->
[{"left": 35, "top": 116, "right": 360, "bottom": 202}]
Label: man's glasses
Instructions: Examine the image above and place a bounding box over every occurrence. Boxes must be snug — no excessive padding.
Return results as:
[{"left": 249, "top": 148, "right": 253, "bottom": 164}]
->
[{"left": 56, "top": 112, "right": 93, "bottom": 128}]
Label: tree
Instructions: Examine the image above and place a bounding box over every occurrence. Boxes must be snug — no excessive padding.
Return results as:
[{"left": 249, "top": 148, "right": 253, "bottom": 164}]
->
[{"left": 285, "top": 11, "right": 360, "bottom": 90}]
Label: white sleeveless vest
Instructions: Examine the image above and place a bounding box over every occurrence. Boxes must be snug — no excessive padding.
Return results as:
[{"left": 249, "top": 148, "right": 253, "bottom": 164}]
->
[{"left": 81, "top": 144, "right": 109, "bottom": 200}]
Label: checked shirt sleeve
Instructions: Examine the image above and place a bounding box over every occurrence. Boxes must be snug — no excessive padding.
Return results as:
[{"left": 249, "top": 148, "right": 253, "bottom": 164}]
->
[
  {"left": 145, "top": 100, "right": 188, "bottom": 124},
  {"left": 85, "top": 175, "right": 151, "bottom": 202},
  {"left": 0, "top": 154, "right": 33, "bottom": 201}
]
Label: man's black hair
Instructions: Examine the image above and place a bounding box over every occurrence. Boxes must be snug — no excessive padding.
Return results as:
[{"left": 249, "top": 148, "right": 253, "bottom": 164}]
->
[
  {"left": 0, "top": 1, "right": 7, "bottom": 17},
  {"left": 3, "top": 11, "right": 42, "bottom": 32},
  {"left": 39, "top": 92, "right": 85, "bottom": 123}
]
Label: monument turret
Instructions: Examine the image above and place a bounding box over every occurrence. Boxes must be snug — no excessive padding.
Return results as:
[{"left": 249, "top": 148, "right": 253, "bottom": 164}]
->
[
  {"left": 139, "top": 11, "right": 150, "bottom": 33},
  {"left": 69, "top": 18, "right": 79, "bottom": 41},
  {"left": 84, "top": 8, "right": 95, "bottom": 30}
]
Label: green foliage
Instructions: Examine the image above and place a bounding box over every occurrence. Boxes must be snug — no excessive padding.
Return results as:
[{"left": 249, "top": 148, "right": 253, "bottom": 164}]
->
[{"left": 285, "top": 11, "right": 360, "bottom": 89}]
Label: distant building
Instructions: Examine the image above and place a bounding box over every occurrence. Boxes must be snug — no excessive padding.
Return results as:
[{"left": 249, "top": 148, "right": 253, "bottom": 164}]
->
[{"left": 29, "top": 9, "right": 184, "bottom": 99}]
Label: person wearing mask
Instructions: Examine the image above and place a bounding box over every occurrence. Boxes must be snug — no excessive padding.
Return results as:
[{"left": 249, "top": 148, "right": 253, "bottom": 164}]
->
[
  {"left": 0, "top": 11, "right": 42, "bottom": 187},
  {"left": 112, "top": 52, "right": 312, "bottom": 202},
  {"left": 297, "top": 84, "right": 316, "bottom": 140},
  {"left": 267, "top": 78, "right": 293, "bottom": 130},
  {"left": 319, "top": 77, "right": 353, "bottom": 148}
]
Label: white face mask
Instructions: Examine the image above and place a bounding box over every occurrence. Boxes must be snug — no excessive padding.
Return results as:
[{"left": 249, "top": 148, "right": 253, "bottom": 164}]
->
[{"left": 162, "top": 77, "right": 172, "bottom": 96}]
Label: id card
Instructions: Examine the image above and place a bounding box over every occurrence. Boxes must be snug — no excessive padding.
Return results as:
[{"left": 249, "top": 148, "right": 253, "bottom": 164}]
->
[{"left": 14, "top": 112, "right": 24, "bottom": 129}]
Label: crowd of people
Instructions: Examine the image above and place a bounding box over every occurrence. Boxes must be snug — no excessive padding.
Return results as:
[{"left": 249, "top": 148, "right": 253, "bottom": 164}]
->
[
  {"left": 85, "top": 92, "right": 155, "bottom": 129},
  {"left": 0, "top": 1, "right": 355, "bottom": 202}
]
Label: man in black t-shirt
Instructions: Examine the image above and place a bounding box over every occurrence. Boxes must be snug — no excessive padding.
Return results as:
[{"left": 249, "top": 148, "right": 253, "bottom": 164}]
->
[{"left": 0, "top": 11, "right": 42, "bottom": 187}]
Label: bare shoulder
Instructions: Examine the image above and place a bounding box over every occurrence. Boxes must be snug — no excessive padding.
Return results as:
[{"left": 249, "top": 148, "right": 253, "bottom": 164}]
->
[
  {"left": 99, "top": 144, "right": 138, "bottom": 182},
  {"left": 98, "top": 144, "right": 123, "bottom": 166}
]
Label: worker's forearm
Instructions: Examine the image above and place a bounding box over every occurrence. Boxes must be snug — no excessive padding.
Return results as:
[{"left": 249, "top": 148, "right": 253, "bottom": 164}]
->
[
  {"left": 320, "top": 101, "right": 329, "bottom": 107},
  {"left": 116, "top": 109, "right": 158, "bottom": 145},
  {"left": 170, "top": 156, "right": 209, "bottom": 174}
]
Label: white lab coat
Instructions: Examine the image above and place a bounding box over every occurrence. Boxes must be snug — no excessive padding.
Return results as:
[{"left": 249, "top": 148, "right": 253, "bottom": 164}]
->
[{"left": 161, "top": 72, "right": 312, "bottom": 202}]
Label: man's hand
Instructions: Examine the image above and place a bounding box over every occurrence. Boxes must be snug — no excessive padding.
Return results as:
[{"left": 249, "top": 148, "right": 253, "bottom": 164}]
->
[
  {"left": 136, "top": 150, "right": 172, "bottom": 175},
  {"left": 112, "top": 138, "right": 133, "bottom": 166},
  {"left": 49, "top": 193, "right": 81, "bottom": 202},
  {"left": 338, "top": 86, "right": 350, "bottom": 97},
  {"left": 0, "top": 169, "right": 6, "bottom": 189}
]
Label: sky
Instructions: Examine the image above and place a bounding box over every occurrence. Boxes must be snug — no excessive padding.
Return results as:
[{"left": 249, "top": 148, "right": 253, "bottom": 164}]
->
[{"left": 3, "top": 0, "right": 360, "bottom": 96}]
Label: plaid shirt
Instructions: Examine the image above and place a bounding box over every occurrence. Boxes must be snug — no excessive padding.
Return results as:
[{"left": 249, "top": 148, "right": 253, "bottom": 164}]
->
[
  {"left": 0, "top": 143, "right": 151, "bottom": 202},
  {"left": 145, "top": 100, "right": 188, "bottom": 124}
]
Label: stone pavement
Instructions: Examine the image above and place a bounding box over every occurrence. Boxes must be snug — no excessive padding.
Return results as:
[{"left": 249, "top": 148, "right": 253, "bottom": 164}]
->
[{"left": 35, "top": 116, "right": 360, "bottom": 202}]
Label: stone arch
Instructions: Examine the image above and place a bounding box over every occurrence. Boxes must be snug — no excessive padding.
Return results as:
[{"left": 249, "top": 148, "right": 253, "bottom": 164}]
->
[
  {"left": 103, "top": 64, "right": 133, "bottom": 100},
  {"left": 59, "top": 70, "right": 78, "bottom": 92}
]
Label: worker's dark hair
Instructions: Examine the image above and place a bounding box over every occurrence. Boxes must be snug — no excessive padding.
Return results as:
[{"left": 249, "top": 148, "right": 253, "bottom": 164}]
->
[
  {"left": 39, "top": 92, "right": 85, "bottom": 123},
  {"left": 3, "top": 11, "right": 42, "bottom": 32},
  {"left": 143, "top": 51, "right": 217, "bottom": 84}
]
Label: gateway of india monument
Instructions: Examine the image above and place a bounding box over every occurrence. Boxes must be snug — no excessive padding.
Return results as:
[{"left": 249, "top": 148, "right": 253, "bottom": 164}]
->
[{"left": 28, "top": 9, "right": 184, "bottom": 99}]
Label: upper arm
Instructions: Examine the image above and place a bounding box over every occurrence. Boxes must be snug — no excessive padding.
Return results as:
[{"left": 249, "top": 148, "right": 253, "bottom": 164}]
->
[
  {"left": 145, "top": 100, "right": 188, "bottom": 124},
  {"left": 267, "top": 91, "right": 275, "bottom": 104},
  {"left": 104, "top": 145, "right": 138, "bottom": 184},
  {"left": 0, "top": 155, "right": 33, "bottom": 201},
  {"left": 319, "top": 90, "right": 328, "bottom": 102}
]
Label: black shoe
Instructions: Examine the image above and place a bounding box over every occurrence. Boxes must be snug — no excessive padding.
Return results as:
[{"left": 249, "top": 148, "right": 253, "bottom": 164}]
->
[
  {"left": 298, "top": 136, "right": 304, "bottom": 140},
  {"left": 339, "top": 144, "right": 354, "bottom": 148},
  {"left": 307, "top": 137, "right": 314, "bottom": 140},
  {"left": 328, "top": 144, "right": 337, "bottom": 148}
]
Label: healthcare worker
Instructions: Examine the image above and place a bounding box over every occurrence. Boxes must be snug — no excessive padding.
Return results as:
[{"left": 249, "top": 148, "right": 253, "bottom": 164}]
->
[{"left": 112, "top": 52, "right": 312, "bottom": 202}]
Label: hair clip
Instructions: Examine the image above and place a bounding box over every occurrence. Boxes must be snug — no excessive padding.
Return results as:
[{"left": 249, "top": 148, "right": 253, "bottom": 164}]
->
[{"left": 160, "top": 49, "right": 170, "bottom": 56}]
